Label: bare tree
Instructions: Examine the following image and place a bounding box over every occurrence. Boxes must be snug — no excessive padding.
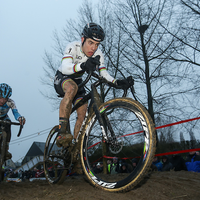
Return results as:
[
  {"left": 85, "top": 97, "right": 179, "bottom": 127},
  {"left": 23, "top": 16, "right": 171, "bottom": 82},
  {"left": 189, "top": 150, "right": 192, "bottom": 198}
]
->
[
  {"left": 189, "top": 131, "right": 197, "bottom": 148},
  {"left": 179, "top": 131, "right": 186, "bottom": 149},
  {"left": 109, "top": 0, "right": 200, "bottom": 146},
  {"left": 110, "top": 1, "right": 185, "bottom": 123}
]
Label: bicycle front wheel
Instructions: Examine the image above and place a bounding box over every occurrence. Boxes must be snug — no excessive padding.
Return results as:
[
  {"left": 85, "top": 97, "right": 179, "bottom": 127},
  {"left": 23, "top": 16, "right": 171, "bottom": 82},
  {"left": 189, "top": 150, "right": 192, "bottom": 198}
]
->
[
  {"left": 43, "top": 126, "right": 70, "bottom": 184},
  {"left": 80, "top": 98, "right": 156, "bottom": 192}
]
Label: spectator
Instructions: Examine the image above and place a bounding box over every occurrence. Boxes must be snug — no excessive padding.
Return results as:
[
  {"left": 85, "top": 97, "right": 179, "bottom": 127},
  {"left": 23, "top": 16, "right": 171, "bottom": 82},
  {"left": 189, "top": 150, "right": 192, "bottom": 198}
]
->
[
  {"left": 131, "top": 158, "right": 138, "bottom": 171},
  {"left": 9, "top": 171, "right": 14, "bottom": 178},
  {"left": 107, "top": 159, "right": 112, "bottom": 165},
  {"left": 35, "top": 169, "right": 41, "bottom": 178},
  {"left": 169, "top": 150, "right": 187, "bottom": 171},
  {"left": 108, "top": 157, "right": 120, "bottom": 174},
  {"left": 185, "top": 148, "right": 200, "bottom": 172},
  {"left": 21, "top": 171, "right": 25, "bottom": 181},
  {"left": 94, "top": 162, "right": 103, "bottom": 174},
  {"left": 161, "top": 155, "right": 173, "bottom": 171},
  {"left": 31, "top": 167, "right": 37, "bottom": 178},
  {"left": 120, "top": 161, "right": 130, "bottom": 173},
  {"left": 13, "top": 171, "right": 18, "bottom": 178},
  {"left": 92, "top": 162, "right": 97, "bottom": 169},
  {"left": 26, "top": 170, "right": 32, "bottom": 179},
  {"left": 100, "top": 162, "right": 104, "bottom": 172},
  {"left": 18, "top": 170, "right": 23, "bottom": 179},
  {"left": 152, "top": 156, "right": 163, "bottom": 171},
  {"left": 48, "top": 168, "right": 55, "bottom": 178},
  {"left": 106, "top": 159, "right": 112, "bottom": 174},
  {"left": 23, "top": 170, "right": 28, "bottom": 179}
]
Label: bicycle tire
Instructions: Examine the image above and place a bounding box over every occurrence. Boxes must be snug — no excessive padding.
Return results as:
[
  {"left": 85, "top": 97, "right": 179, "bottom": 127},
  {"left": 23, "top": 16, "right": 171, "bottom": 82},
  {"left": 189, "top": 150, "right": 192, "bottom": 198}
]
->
[
  {"left": 0, "top": 131, "right": 7, "bottom": 182},
  {"left": 43, "top": 125, "right": 69, "bottom": 184},
  {"left": 80, "top": 97, "right": 156, "bottom": 192}
]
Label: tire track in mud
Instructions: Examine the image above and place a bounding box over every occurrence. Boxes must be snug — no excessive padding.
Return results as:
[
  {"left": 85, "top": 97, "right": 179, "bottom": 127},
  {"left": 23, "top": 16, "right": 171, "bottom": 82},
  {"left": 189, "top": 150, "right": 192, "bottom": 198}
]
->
[{"left": 0, "top": 171, "right": 200, "bottom": 200}]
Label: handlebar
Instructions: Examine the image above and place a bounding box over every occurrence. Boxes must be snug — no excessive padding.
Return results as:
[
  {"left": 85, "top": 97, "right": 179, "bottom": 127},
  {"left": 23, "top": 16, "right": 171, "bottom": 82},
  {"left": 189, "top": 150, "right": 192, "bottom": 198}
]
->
[
  {"left": 91, "top": 71, "right": 134, "bottom": 97},
  {"left": 0, "top": 120, "right": 23, "bottom": 137},
  {"left": 77, "top": 70, "right": 93, "bottom": 89},
  {"left": 77, "top": 68, "right": 134, "bottom": 98}
]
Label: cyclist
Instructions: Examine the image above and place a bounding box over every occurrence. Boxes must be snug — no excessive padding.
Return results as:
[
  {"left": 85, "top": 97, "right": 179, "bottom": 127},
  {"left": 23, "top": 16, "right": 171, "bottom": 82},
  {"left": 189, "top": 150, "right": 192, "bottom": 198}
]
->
[
  {"left": 54, "top": 22, "right": 133, "bottom": 148},
  {"left": 0, "top": 83, "right": 26, "bottom": 160}
]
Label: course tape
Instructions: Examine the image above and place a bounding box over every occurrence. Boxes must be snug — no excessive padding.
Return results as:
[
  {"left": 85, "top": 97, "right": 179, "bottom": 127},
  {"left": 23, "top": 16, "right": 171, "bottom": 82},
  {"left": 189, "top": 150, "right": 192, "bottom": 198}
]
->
[
  {"left": 155, "top": 116, "right": 200, "bottom": 130},
  {"left": 93, "top": 148, "right": 200, "bottom": 163},
  {"left": 155, "top": 148, "right": 200, "bottom": 157},
  {"left": 90, "top": 116, "right": 200, "bottom": 162}
]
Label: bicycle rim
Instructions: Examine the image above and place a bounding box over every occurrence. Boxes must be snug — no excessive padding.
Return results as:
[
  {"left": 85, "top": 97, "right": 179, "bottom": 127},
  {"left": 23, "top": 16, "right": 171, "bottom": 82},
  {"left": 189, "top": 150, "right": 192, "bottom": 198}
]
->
[
  {"left": 80, "top": 98, "right": 156, "bottom": 192},
  {"left": 43, "top": 126, "right": 69, "bottom": 184}
]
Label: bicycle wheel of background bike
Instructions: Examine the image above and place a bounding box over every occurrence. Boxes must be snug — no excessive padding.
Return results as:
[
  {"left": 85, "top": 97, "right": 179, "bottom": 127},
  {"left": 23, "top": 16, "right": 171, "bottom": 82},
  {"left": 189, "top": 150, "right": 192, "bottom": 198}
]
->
[
  {"left": 0, "top": 131, "right": 6, "bottom": 182},
  {"left": 80, "top": 98, "right": 156, "bottom": 192},
  {"left": 43, "top": 125, "right": 70, "bottom": 184}
]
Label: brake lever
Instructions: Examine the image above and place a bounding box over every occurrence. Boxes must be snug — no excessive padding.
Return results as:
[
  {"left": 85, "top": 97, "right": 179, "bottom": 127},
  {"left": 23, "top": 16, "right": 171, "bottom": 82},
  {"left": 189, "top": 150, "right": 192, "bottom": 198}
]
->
[{"left": 17, "top": 124, "right": 23, "bottom": 137}]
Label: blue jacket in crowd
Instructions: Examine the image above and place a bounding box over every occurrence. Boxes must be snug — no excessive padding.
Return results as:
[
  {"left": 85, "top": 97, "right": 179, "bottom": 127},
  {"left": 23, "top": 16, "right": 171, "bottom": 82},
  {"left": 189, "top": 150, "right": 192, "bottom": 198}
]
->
[
  {"left": 185, "top": 153, "right": 200, "bottom": 172},
  {"left": 152, "top": 159, "right": 163, "bottom": 171}
]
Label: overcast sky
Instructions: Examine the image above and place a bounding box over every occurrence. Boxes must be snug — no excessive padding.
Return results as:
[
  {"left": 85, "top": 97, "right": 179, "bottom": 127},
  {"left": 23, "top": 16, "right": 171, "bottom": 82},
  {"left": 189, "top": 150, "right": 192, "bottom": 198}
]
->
[{"left": 0, "top": 0, "right": 85, "bottom": 162}]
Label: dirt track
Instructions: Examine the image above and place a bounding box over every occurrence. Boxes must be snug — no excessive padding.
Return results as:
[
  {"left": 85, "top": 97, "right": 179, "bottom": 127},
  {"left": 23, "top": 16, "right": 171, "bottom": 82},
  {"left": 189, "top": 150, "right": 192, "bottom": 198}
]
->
[{"left": 0, "top": 171, "right": 200, "bottom": 200}]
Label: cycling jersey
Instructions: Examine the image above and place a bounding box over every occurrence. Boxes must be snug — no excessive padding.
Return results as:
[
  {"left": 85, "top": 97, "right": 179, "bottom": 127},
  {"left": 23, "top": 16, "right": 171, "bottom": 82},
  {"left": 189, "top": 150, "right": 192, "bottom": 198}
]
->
[
  {"left": 0, "top": 98, "right": 22, "bottom": 121},
  {"left": 56, "top": 41, "right": 116, "bottom": 83}
]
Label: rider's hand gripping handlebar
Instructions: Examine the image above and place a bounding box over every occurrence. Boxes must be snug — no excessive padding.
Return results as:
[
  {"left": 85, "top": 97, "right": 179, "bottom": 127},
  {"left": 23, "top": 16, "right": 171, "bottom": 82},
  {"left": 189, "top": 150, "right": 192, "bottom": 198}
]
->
[{"left": 0, "top": 120, "right": 23, "bottom": 137}]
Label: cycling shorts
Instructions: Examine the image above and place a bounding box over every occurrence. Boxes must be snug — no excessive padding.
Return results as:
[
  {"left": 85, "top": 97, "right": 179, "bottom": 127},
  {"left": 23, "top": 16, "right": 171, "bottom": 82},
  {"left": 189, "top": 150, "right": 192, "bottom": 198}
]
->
[{"left": 54, "top": 70, "right": 86, "bottom": 105}]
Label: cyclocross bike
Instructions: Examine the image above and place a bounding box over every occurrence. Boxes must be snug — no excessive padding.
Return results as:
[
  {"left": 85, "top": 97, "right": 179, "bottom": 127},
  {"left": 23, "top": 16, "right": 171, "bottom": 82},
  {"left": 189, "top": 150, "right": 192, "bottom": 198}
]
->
[
  {"left": 0, "top": 120, "right": 23, "bottom": 182},
  {"left": 43, "top": 70, "right": 156, "bottom": 193}
]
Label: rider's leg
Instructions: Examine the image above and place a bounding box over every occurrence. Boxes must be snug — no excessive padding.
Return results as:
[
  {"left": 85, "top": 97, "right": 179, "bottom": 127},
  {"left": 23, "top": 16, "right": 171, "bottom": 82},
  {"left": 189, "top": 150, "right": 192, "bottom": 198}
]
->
[
  {"left": 5, "top": 122, "right": 12, "bottom": 160},
  {"left": 73, "top": 103, "right": 88, "bottom": 140},
  {"left": 56, "top": 80, "right": 78, "bottom": 147},
  {"left": 71, "top": 158, "right": 83, "bottom": 175},
  {"left": 72, "top": 103, "right": 88, "bottom": 165}
]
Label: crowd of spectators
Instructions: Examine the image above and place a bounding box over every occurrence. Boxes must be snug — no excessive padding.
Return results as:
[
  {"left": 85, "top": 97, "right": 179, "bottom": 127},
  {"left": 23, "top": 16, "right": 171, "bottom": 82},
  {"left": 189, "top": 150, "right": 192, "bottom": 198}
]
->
[
  {"left": 92, "top": 157, "right": 139, "bottom": 174},
  {"left": 5, "top": 167, "right": 45, "bottom": 181},
  {"left": 4, "top": 149, "right": 200, "bottom": 181},
  {"left": 151, "top": 149, "right": 200, "bottom": 172},
  {"left": 91, "top": 149, "right": 200, "bottom": 175}
]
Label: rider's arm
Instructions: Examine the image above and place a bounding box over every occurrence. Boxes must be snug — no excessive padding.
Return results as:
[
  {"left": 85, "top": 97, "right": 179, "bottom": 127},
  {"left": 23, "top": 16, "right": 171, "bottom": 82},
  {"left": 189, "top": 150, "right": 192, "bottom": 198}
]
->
[
  {"left": 58, "top": 42, "right": 83, "bottom": 75},
  {"left": 95, "top": 49, "right": 116, "bottom": 83},
  {"left": 95, "top": 50, "right": 133, "bottom": 89},
  {"left": 7, "top": 99, "right": 22, "bottom": 121}
]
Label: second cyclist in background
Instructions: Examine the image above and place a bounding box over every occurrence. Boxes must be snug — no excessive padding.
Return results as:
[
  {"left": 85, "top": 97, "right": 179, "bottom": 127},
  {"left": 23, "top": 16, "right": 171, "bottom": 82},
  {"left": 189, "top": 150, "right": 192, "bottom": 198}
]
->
[{"left": 0, "top": 83, "right": 26, "bottom": 160}]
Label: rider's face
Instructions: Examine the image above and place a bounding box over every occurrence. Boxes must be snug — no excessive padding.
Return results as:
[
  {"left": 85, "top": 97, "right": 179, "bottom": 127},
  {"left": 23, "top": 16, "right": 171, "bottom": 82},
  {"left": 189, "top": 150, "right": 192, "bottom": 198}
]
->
[
  {"left": 81, "top": 37, "right": 100, "bottom": 57},
  {"left": 0, "top": 97, "right": 8, "bottom": 106}
]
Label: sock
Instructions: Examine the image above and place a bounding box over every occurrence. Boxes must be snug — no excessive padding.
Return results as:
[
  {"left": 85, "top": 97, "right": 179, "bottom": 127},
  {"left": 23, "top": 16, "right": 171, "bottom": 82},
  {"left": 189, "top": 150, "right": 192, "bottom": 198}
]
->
[
  {"left": 59, "top": 117, "right": 68, "bottom": 133},
  {"left": 72, "top": 139, "right": 76, "bottom": 145}
]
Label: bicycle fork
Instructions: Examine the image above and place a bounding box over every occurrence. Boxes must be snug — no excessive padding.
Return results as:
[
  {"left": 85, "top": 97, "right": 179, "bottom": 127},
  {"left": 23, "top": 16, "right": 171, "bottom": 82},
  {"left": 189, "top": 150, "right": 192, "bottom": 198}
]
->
[
  {"left": 76, "top": 84, "right": 115, "bottom": 143},
  {"left": 91, "top": 84, "right": 110, "bottom": 142}
]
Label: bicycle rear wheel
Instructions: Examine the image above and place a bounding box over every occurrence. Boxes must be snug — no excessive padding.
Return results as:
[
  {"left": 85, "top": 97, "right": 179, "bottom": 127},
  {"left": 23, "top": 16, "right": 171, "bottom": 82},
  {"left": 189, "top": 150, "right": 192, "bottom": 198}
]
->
[
  {"left": 80, "top": 98, "right": 156, "bottom": 192},
  {"left": 0, "top": 131, "right": 6, "bottom": 182},
  {"left": 43, "top": 126, "right": 70, "bottom": 184}
]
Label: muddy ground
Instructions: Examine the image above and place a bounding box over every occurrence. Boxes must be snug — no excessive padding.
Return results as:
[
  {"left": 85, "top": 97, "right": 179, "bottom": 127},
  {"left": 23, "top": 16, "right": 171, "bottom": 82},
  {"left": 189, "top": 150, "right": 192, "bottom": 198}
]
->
[{"left": 0, "top": 171, "right": 200, "bottom": 200}]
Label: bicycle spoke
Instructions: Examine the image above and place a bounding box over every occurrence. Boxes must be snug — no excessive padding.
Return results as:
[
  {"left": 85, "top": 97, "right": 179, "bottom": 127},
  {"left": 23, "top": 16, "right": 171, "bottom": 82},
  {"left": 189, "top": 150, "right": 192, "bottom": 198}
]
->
[{"left": 43, "top": 126, "right": 69, "bottom": 184}]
